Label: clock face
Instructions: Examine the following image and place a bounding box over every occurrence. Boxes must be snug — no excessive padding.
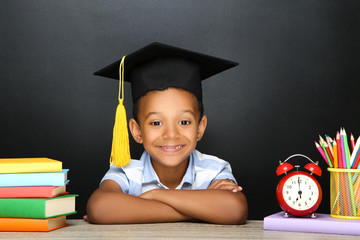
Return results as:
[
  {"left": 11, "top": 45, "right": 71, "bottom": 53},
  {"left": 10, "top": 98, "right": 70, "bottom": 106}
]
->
[{"left": 282, "top": 174, "right": 320, "bottom": 211}]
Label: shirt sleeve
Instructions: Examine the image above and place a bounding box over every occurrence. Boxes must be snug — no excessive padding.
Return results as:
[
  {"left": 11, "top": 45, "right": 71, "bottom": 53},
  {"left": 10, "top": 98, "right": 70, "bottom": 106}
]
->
[
  {"left": 213, "top": 161, "right": 238, "bottom": 184},
  {"left": 100, "top": 166, "right": 130, "bottom": 194}
]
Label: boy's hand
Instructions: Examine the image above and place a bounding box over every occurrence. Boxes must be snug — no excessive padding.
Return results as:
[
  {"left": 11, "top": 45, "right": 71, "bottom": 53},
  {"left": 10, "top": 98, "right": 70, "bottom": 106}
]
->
[
  {"left": 139, "top": 189, "right": 155, "bottom": 200},
  {"left": 208, "top": 179, "right": 243, "bottom": 192}
]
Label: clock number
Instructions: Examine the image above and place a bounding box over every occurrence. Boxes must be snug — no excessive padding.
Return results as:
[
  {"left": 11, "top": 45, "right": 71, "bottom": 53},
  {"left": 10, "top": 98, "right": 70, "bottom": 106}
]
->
[{"left": 280, "top": 174, "right": 320, "bottom": 212}]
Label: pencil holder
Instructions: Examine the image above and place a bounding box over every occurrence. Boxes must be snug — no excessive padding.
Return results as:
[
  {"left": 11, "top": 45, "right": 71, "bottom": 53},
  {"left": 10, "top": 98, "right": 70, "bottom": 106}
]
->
[{"left": 328, "top": 168, "right": 360, "bottom": 219}]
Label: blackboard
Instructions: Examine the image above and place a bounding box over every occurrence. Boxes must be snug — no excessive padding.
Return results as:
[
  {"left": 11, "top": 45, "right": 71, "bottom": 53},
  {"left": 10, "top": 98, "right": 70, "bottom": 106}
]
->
[{"left": 1, "top": 0, "right": 359, "bottom": 220}]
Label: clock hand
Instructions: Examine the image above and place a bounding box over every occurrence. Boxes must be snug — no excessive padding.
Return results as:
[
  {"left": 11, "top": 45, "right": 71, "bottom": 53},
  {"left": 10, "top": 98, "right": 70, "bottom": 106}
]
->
[{"left": 298, "top": 177, "right": 302, "bottom": 199}]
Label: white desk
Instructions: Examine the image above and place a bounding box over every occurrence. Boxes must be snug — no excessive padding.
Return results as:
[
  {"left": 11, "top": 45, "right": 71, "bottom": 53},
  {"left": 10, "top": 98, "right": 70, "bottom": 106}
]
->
[{"left": 0, "top": 220, "right": 359, "bottom": 239}]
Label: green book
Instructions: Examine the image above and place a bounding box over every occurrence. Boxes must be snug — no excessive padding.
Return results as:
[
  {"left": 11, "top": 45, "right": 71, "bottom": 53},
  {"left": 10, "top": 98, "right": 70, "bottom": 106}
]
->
[{"left": 0, "top": 194, "right": 77, "bottom": 219}]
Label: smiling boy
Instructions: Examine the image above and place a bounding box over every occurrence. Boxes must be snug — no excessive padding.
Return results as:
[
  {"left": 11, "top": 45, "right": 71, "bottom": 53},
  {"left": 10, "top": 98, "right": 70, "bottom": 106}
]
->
[{"left": 86, "top": 43, "right": 248, "bottom": 224}]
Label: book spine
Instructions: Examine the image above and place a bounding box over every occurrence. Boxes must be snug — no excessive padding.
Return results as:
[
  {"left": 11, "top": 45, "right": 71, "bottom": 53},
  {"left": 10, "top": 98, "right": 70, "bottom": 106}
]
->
[
  {"left": 0, "top": 187, "right": 52, "bottom": 198},
  {"left": 0, "top": 198, "right": 45, "bottom": 218},
  {"left": 0, "top": 170, "right": 68, "bottom": 187},
  {"left": 0, "top": 217, "right": 67, "bottom": 231},
  {"left": 0, "top": 218, "right": 47, "bottom": 231},
  {"left": 0, "top": 162, "right": 62, "bottom": 174}
]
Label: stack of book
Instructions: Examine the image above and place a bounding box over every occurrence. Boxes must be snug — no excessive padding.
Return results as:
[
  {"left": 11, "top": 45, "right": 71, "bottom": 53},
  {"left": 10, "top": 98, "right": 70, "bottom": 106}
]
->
[{"left": 0, "top": 158, "right": 77, "bottom": 232}]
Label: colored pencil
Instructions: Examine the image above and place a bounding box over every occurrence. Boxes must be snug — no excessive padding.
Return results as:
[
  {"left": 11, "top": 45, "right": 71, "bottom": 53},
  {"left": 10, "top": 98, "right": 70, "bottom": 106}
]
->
[
  {"left": 336, "top": 132, "right": 344, "bottom": 168},
  {"left": 352, "top": 150, "right": 360, "bottom": 169},
  {"left": 350, "top": 136, "right": 360, "bottom": 168},
  {"left": 351, "top": 133, "right": 355, "bottom": 151},
  {"left": 339, "top": 173, "right": 345, "bottom": 215},
  {"left": 333, "top": 140, "right": 338, "bottom": 169},
  {"left": 321, "top": 141, "right": 333, "bottom": 168},
  {"left": 340, "top": 130, "right": 347, "bottom": 169},
  {"left": 354, "top": 175, "right": 360, "bottom": 215},
  {"left": 315, "top": 141, "right": 329, "bottom": 166},
  {"left": 342, "top": 129, "right": 351, "bottom": 169},
  {"left": 326, "top": 135, "right": 334, "bottom": 155},
  {"left": 324, "top": 142, "right": 334, "bottom": 168}
]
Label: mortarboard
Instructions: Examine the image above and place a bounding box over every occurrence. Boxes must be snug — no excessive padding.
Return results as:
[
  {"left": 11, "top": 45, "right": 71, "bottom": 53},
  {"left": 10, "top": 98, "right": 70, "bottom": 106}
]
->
[{"left": 94, "top": 42, "right": 238, "bottom": 167}]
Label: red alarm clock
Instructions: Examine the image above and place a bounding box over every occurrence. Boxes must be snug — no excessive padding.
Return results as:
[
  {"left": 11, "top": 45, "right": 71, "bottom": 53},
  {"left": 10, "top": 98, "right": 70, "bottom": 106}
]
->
[{"left": 276, "top": 154, "right": 322, "bottom": 218}]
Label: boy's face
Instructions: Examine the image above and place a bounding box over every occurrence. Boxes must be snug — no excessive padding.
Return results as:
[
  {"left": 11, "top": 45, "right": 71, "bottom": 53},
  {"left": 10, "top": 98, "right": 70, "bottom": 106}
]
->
[{"left": 129, "top": 88, "right": 207, "bottom": 169}]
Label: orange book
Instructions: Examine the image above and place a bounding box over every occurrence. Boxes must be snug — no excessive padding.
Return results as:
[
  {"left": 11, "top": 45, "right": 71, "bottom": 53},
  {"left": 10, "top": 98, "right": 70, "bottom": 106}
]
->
[
  {"left": 0, "top": 216, "right": 67, "bottom": 232},
  {"left": 0, "top": 185, "right": 67, "bottom": 198}
]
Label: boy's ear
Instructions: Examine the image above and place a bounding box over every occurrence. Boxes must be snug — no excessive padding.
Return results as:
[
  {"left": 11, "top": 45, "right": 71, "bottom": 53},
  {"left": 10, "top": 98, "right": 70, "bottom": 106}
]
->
[
  {"left": 197, "top": 115, "right": 207, "bottom": 141},
  {"left": 129, "top": 118, "right": 143, "bottom": 144}
]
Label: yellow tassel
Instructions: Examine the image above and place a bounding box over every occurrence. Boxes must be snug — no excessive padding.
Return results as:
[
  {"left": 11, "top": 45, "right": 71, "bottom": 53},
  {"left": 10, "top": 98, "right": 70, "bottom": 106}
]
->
[{"left": 109, "top": 56, "right": 131, "bottom": 167}]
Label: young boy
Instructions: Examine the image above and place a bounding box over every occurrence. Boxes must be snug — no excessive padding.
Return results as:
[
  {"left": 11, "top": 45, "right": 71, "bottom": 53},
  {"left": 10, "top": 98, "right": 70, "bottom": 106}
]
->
[{"left": 86, "top": 42, "right": 248, "bottom": 224}]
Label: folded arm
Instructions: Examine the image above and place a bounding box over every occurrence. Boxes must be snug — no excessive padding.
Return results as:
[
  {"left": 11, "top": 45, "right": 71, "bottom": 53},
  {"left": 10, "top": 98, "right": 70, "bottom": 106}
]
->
[
  {"left": 86, "top": 180, "right": 193, "bottom": 224},
  {"left": 140, "top": 179, "right": 248, "bottom": 225},
  {"left": 86, "top": 179, "right": 247, "bottom": 225}
]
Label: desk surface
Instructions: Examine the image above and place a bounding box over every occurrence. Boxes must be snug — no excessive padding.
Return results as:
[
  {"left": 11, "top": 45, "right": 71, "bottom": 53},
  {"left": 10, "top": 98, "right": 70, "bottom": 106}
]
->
[{"left": 1, "top": 220, "right": 359, "bottom": 239}]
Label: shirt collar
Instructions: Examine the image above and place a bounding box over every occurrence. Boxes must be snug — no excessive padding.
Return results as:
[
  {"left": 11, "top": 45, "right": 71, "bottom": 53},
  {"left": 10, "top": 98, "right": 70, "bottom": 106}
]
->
[
  {"left": 142, "top": 151, "right": 158, "bottom": 183},
  {"left": 141, "top": 151, "right": 195, "bottom": 187}
]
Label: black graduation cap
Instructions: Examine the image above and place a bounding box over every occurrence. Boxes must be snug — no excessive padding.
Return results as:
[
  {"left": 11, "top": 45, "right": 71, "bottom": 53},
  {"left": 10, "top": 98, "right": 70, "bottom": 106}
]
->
[
  {"left": 94, "top": 42, "right": 238, "bottom": 168},
  {"left": 94, "top": 42, "right": 238, "bottom": 103}
]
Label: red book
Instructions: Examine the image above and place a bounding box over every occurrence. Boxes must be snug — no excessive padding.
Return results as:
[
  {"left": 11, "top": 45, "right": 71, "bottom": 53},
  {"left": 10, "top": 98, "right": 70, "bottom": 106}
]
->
[{"left": 0, "top": 186, "right": 67, "bottom": 198}]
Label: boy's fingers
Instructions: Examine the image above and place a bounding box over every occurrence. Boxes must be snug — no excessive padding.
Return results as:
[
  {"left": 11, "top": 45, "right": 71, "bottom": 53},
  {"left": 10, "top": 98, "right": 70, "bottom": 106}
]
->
[
  {"left": 208, "top": 180, "right": 222, "bottom": 189},
  {"left": 218, "top": 183, "right": 242, "bottom": 192},
  {"left": 208, "top": 179, "right": 231, "bottom": 189},
  {"left": 208, "top": 179, "right": 242, "bottom": 192},
  {"left": 209, "top": 179, "right": 232, "bottom": 188}
]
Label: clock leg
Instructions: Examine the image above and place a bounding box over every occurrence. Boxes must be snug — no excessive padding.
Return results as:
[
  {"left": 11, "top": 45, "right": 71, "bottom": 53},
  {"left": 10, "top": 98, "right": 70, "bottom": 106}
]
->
[{"left": 311, "top": 213, "right": 317, "bottom": 218}]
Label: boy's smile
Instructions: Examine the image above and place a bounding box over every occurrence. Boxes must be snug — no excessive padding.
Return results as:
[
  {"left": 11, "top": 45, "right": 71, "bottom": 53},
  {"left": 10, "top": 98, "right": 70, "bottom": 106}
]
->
[
  {"left": 159, "top": 145, "right": 184, "bottom": 152},
  {"left": 129, "top": 88, "right": 207, "bottom": 187}
]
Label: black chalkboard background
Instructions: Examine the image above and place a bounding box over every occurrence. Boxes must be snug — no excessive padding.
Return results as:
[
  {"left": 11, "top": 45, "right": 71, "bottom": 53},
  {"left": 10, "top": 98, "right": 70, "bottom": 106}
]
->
[{"left": 1, "top": 0, "right": 359, "bottom": 220}]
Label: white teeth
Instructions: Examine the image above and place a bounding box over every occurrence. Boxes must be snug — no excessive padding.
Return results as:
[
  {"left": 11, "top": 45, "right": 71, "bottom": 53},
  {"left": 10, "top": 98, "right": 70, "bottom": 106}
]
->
[{"left": 163, "top": 146, "right": 182, "bottom": 149}]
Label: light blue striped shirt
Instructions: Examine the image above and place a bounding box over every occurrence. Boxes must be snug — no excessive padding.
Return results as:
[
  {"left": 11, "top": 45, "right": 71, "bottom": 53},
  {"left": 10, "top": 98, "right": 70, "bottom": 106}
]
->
[{"left": 100, "top": 150, "right": 237, "bottom": 196}]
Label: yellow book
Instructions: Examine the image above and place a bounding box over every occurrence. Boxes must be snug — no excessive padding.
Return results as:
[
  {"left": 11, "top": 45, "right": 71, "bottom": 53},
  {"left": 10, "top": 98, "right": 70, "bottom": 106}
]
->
[{"left": 0, "top": 158, "right": 62, "bottom": 174}]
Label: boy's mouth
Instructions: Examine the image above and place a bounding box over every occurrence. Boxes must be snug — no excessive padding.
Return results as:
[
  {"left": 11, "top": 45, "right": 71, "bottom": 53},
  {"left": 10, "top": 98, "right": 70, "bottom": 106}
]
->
[{"left": 159, "top": 145, "right": 185, "bottom": 152}]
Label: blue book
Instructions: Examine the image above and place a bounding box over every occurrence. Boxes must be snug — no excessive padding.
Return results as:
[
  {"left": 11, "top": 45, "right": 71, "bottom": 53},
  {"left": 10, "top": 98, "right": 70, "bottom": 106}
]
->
[{"left": 0, "top": 169, "right": 69, "bottom": 187}]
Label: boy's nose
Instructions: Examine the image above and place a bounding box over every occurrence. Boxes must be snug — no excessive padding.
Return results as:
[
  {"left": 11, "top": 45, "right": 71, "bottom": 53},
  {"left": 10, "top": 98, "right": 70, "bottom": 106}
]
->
[{"left": 162, "top": 124, "right": 180, "bottom": 140}]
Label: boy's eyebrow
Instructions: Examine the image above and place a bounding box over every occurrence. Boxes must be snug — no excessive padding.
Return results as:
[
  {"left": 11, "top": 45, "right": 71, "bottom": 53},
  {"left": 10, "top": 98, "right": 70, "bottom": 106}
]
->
[
  {"left": 144, "top": 111, "right": 161, "bottom": 120},
  {"left": 144, "top": 110, "right": 196, "bottom": 120},
  {"left": 181, "top": 109, "right": 197, "bottom": 117}
]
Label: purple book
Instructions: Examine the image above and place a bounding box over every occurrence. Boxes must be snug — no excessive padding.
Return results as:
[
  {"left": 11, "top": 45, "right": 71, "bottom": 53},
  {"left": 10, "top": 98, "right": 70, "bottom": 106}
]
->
[{"left": 264, "top": 212, "right": 360, "bottom": 236}]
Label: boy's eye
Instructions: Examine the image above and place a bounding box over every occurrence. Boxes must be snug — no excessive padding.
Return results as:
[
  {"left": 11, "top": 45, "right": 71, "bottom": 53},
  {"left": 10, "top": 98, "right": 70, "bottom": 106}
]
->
[
  {"left": 179, "top": 120, "right": 191, "bottom": 125},
  {"left": 150, "top": 121, "right": 162, "bottom": 126}
]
